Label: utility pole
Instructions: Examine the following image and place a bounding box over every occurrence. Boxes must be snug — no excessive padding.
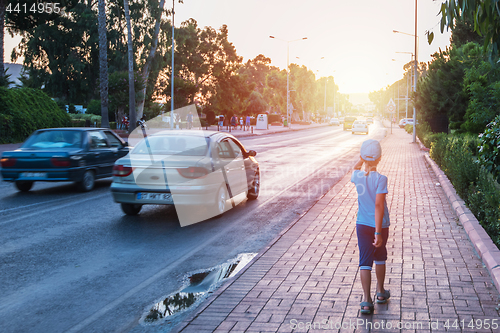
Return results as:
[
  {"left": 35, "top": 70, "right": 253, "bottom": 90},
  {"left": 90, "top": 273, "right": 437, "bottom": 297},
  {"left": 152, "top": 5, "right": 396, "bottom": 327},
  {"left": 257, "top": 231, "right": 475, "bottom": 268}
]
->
[{"left": 170, "top": 0, "right": 175, "bottom": 129}]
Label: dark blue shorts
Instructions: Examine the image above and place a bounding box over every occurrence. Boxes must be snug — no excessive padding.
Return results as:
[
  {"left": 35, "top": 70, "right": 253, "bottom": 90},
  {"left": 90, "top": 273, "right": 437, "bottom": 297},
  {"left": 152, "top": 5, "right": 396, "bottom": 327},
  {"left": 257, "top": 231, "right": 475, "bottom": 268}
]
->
[{"left": 356, "top": 224, "right": 389, "bottom": 270}]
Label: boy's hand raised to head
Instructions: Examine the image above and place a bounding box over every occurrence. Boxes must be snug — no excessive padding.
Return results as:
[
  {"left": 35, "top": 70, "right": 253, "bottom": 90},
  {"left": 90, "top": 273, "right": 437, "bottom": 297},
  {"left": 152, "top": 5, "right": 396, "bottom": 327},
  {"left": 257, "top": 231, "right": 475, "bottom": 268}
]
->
[{"left": 354, "top": 157, "right": 364, "bottom": 170}]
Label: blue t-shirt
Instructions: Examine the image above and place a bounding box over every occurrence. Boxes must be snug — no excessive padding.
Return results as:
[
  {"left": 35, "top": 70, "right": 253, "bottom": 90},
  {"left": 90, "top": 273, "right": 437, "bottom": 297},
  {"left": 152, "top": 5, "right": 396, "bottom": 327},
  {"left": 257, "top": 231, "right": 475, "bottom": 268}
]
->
[{"left": 350, "top": 170, "right": 390, "bottom": 228}]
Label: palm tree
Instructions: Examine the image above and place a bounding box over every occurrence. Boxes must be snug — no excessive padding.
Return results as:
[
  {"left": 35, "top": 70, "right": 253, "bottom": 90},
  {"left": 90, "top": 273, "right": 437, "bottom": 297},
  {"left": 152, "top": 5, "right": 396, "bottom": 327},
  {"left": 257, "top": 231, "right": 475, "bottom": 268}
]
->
[
  {"left": 135, "top": 0, "right": 166, "bottom": 121},
  {"left": 124, "top": 0, "right": 136, "bottom": 133},
  {"left": 98, "top": 0, "right": 110, "bottom": 128},
  {"left": 0, "top": 0, "right": 6, "bottom": 81}
]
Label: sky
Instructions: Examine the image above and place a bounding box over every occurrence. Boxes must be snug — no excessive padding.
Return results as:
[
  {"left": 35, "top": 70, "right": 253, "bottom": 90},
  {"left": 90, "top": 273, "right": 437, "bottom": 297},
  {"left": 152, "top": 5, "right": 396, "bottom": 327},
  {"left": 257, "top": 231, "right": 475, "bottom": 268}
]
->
[{"left": 4, "top": 0, "right": 452, "bottom": 99}]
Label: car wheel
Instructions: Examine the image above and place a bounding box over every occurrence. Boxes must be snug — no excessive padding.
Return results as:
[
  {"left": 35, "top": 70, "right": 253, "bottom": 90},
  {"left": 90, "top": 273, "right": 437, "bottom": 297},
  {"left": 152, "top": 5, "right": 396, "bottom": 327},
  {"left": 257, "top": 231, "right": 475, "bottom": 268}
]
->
[
  {"left": 121, "top": 203, "right": 142, "bottom": 215},
  {"left": 214, "top": 185, "right": 228, "bottom": 216},
  {"left": 78, "top": 170, "right": 95, "bottom": 192},
  {"left": 247, "top": 171, "right": 260, "bottom": 200},
  {"left": 15, "top": 181, "right": 33, "bottom": 192}
]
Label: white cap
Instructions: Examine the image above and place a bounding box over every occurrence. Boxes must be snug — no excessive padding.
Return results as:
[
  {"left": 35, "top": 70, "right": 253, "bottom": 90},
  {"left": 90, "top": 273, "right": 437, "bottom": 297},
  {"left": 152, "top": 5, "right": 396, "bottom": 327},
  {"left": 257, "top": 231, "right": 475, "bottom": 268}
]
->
[{"left": 360, "top": 139, "right": 381, "bottom": 161}]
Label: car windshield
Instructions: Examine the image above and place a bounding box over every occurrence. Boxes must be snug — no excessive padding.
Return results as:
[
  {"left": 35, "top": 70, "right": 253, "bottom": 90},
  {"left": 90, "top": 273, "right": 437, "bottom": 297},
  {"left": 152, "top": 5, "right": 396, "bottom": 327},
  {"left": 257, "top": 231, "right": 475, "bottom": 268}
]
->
[
  {"left": 132, "top": 135, "right": 209, "bottom": 156},
  {"left": 22, "top": 130, "right": 83, "bottom": 149}
]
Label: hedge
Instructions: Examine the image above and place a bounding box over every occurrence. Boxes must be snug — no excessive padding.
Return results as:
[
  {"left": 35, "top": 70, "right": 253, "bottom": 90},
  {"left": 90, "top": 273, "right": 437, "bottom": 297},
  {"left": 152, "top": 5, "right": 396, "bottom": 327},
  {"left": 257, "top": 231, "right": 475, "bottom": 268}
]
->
[
  {"left": 0, "top": 87, "right": 70, "bottom": 143},
  {"left": 430, "top": 134, "right": 500, "bottom": 247}
]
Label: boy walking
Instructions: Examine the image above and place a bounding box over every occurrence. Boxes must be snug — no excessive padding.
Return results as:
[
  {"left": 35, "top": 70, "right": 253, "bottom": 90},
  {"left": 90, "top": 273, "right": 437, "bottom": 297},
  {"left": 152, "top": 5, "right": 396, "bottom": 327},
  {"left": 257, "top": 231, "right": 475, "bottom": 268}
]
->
[{"left": 350, "top": 139, "right": 390, "bottom": 314}]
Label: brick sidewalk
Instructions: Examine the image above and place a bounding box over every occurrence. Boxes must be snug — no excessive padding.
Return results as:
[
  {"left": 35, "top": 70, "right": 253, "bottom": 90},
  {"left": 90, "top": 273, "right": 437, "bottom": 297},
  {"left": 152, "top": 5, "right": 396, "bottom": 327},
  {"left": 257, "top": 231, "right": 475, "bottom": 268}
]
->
[{"left": 175, "top": 128, "right": 500, "bottom": 332}]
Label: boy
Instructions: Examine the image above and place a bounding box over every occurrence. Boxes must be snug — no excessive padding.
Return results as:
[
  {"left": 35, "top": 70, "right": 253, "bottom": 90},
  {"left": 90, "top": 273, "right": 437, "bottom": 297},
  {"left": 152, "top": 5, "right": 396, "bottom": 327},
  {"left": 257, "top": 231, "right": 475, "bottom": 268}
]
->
[{"left": 351, "top": 139, "right": 390, "bottom": 315}]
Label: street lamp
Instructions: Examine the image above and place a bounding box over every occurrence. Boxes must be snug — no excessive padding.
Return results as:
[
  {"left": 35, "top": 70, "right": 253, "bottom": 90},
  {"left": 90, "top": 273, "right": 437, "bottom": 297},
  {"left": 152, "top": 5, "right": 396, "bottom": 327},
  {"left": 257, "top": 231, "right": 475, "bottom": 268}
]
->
[
  {"left": 270, "top": 36, "right": 307, "bottom": 127},
  {"left": 394, "top": 52, "right": 415, "bottom": 119},
  {"left": 393, "top": 5, "right": 418, "bottom": 144},
  {"left": 297, "top": 56, "right": 328, "bottom": 116}
]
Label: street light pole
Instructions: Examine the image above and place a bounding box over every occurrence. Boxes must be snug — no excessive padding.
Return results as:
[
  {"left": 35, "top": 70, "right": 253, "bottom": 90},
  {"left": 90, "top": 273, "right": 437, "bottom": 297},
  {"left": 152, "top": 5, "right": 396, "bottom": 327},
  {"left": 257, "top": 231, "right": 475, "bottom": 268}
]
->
[
  {"left": 270, "top": 36, "right": 307, "bottom": 128},
  {"left": 393, "top": 24, "right": 418, "bottom": 143},
  {"left": 170, "top": 0, "right": 175, "bottom": 129},
  {"left": 413, "top": 0, "right": 418, "bottom": 143}
]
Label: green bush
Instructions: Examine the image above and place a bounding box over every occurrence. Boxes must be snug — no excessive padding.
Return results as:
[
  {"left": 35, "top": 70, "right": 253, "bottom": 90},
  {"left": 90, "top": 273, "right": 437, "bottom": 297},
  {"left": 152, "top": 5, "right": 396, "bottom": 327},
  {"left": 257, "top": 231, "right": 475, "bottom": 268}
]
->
[
  {"left": 429, "top": 133, "right": 449, "bottom": 167},
  {"left": 468, "top": 169, "right": 500, "bottom": 245},
  {"left": 268, "top": 114, "right": 282, "bottom": 123},
  {"left": 86, "top": 99, "right": 101, "bottom": 115},
  {"left": 0, "top": 87, "right": 70, "bottom": 143},
  {"left": 109, "top": 122, "right": 116, "bottom": 129},
  {"left": 404, "top": 124, "right": 413, "bottom": 134},
  {"left": 430, "top": 133, "right": 500, "bottom": 248},
  {"left": 70, "top": 119, "right": 86, "bottom": 127},
  {"left": 478, "top": 115, "right": 500, "bottom": 182},
  {"left": 443, "top": 136, "right": 480, "bottom": 199}
]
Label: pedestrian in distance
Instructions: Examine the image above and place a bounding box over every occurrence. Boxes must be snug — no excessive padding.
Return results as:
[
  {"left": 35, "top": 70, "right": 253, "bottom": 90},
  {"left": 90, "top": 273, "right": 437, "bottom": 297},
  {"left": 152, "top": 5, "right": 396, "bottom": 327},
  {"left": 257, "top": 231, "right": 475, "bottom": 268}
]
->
[
  {"left": 240, "top": 116, "right": 244, "bottom": 130},
  {"left": 230, "top": 115, "right": 237, "bottom": 130},
  {"left": 246, "top": 115, "right": 251, "bottom": 130},
  {"left": 350, "top": 139, "right": 391, "bottom": 315},
  {"left": 187, "top": 112, "right": 194, "bottom": 129}
]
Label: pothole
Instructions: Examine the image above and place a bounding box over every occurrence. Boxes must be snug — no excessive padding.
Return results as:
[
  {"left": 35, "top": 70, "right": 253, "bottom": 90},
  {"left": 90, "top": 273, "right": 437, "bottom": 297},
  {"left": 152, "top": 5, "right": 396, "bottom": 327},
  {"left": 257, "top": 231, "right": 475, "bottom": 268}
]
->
[{"left": 142, "top": 252, "right": 257, "bottom": 324}]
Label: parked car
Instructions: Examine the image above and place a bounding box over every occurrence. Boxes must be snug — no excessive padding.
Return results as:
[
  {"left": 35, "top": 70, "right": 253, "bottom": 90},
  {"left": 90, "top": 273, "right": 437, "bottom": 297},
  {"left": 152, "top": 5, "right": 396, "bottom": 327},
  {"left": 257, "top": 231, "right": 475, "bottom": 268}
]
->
[
  {"left": 366, "top": 117, "right": 373, "bottom": 124},
  {"left": 0, "top": 128, "right": 130, "bottom": 192},
  {"left": 351, "top": 120, "right": 369, "bottom": 135},
  {"left": 343, "top": 116, "right": 357, "bottom": 131},
  {"left": 329, "top": 118, "right": 340, "bottom": 126},
  {"left": 399, "top": 118, "right": 414, "bottom": 128},
  {"left": 110, "top": 130, "right": 260, "bottom": 221},
  {"left": 339, "top": 117, "right": 345, "bottom": 124}
]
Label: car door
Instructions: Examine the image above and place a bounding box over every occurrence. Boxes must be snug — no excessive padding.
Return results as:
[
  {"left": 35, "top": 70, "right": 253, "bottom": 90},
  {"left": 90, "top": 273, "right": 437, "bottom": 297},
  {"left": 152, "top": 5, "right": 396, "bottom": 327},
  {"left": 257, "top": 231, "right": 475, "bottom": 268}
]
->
[
  {"left": 225, "top": 139, "right": 247, "bottom": 195},
  {"left": 214, "top": 139, "right": 244, "bottom": 198},
  {"left": 103, "top": 130, "right": 129, "bottom": 160},
  {"left": 87, "top": 130, "right": 115, "bottom": 176},
  {"left": 227, "top": 138, "right": 256, "bottom": 192}
]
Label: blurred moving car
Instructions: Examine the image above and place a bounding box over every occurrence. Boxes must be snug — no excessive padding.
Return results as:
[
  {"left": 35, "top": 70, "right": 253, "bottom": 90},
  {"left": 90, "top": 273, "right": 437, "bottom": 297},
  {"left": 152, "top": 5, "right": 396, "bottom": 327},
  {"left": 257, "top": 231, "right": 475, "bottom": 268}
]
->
[
  {"left": 351, "top": 120, "right": 369, "bottom": 135},
  {"left": 0, "top": 128, "right": 130, "bottom": 192},
  {"left": 110, "top": 131, "right": 260, "bottom": 219},
  {"left": 329, "top": 118, "right": 340, "bottom": 126},
  {"left": 366, "top": 118, "right": 373, "bottom": 124},
  {"left": 343, "top": 116, "right": 357, "bottom": 131},
  {"left": 399, "top": 118, "right": 414, "bottom": 128},
  {"left": 339, "top": 117, "right": 345, "bottom": 124}
]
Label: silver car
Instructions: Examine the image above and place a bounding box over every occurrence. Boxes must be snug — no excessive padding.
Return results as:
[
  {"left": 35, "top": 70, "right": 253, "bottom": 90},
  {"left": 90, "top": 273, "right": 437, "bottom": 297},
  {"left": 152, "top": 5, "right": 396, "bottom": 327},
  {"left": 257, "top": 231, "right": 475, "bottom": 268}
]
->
[
  {"left": 110, "top": 131, "right": 259, "bottom": 225},
  {"left": 351, "top": 120, "right": 369, "bottom": 135}
]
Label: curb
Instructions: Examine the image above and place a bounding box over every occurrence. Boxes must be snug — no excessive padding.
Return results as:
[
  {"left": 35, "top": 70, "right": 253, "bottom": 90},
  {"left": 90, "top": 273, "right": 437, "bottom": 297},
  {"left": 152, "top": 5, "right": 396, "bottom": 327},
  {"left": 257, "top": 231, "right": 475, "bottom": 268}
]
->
[{"left": 424, "top": 153, "right": 500, "bottom": 293}]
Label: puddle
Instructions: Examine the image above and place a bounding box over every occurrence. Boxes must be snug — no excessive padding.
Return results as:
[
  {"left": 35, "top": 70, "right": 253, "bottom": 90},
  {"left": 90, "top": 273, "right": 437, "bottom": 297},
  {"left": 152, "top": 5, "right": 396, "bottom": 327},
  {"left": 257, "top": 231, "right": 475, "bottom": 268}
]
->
[{"left": 142, "top": 253, "right": 257, "bottom": 324}]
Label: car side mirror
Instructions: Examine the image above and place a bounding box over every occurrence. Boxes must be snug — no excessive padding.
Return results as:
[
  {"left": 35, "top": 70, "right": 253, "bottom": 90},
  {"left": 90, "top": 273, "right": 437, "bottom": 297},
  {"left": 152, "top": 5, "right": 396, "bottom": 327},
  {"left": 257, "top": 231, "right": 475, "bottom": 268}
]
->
[
  {"left": 123, "top": 142, "right": 129, "bottom": 147},
  {"left": 248, "top": 150, "right": 257, "bottom": 157}
]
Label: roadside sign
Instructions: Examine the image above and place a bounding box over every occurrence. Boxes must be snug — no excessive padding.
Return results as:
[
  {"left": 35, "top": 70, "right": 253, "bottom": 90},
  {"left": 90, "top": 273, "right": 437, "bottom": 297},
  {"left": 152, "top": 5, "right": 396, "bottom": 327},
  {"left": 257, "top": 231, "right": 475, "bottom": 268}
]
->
[{"left": 387, "top": 98, "right": 396, "bottom": 113}]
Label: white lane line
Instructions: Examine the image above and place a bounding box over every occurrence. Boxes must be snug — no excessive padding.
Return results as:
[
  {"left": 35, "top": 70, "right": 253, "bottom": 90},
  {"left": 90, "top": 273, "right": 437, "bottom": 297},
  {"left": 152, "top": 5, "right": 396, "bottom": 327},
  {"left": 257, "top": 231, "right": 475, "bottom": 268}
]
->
[
  {"left": 0, "top": 195, "right": 78, "bottom": 213},
  {"left": 0, "top": 193, "right": 109, "bottom": 226}
]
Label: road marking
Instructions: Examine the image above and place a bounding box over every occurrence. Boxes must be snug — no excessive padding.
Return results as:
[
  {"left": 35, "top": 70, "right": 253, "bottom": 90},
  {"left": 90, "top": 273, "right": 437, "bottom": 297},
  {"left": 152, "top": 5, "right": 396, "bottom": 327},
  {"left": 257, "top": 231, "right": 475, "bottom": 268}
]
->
[{"left": 0, "top": 193, "right": 109, "bottom": 226}]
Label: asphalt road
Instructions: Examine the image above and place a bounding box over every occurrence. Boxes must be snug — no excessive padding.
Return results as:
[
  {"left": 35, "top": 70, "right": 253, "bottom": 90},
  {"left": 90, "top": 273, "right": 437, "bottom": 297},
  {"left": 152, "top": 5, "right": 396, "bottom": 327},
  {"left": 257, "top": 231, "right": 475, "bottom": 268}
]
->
[{"left": 0, "top": 122, "right": 387, "bottom": 333}]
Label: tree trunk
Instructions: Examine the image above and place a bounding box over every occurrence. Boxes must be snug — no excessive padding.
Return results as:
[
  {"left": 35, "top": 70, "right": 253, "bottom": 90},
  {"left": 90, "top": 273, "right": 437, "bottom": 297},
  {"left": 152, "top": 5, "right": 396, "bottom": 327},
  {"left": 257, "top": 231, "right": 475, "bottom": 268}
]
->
[
  {"left": 124, "top": 0, "right": 136, "bottom": 133},
  {"left": 135, "top": 0, "right": 166, "bottom": 121},
  {"left": 0, "top": 0, "right": 6, "bottom": 80},
  {"left": 98, "top": 0, "right": 110, "bottom": 128}
]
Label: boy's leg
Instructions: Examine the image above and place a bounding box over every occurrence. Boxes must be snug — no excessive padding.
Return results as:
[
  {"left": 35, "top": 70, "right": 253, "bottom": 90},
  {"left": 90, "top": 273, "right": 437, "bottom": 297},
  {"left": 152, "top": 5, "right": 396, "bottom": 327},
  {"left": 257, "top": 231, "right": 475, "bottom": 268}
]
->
[
  {"left": 374, "top": 228, "right": 389, "bottom": 301},
  {"left": 357, "top": 224, "right": 375, "bottom": 309},
  {"left": 360, "top": 269, "right": 373, "bottom": 306},
  {"left": 375, "top": 263, "right": 386, "bottom": 295}
]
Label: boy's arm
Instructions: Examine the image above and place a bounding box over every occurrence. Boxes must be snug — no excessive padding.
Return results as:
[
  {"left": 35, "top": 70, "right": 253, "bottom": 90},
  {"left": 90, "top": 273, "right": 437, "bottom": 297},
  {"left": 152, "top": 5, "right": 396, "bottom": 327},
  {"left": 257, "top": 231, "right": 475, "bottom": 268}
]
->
[
  {"left": 373, "top": 193, "right": 386, "bottom": 247},
  {"left": 353, "top": 157, "right": 364, "bottom": 170}
]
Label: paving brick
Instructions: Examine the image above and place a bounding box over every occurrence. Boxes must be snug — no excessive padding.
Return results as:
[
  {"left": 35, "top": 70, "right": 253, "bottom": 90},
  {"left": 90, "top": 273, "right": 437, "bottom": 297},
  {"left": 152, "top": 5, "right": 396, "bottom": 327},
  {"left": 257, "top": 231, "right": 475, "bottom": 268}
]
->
[{"left": 176, "top": 128, "right": 500, "bottom": 333}]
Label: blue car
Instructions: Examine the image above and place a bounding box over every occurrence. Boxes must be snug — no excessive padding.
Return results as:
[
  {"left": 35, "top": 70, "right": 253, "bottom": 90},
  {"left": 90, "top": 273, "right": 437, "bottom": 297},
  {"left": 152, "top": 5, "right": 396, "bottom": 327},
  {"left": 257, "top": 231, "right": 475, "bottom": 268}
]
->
[{"left": 0, "top": 128, "right": 130, "bottom": 192}]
